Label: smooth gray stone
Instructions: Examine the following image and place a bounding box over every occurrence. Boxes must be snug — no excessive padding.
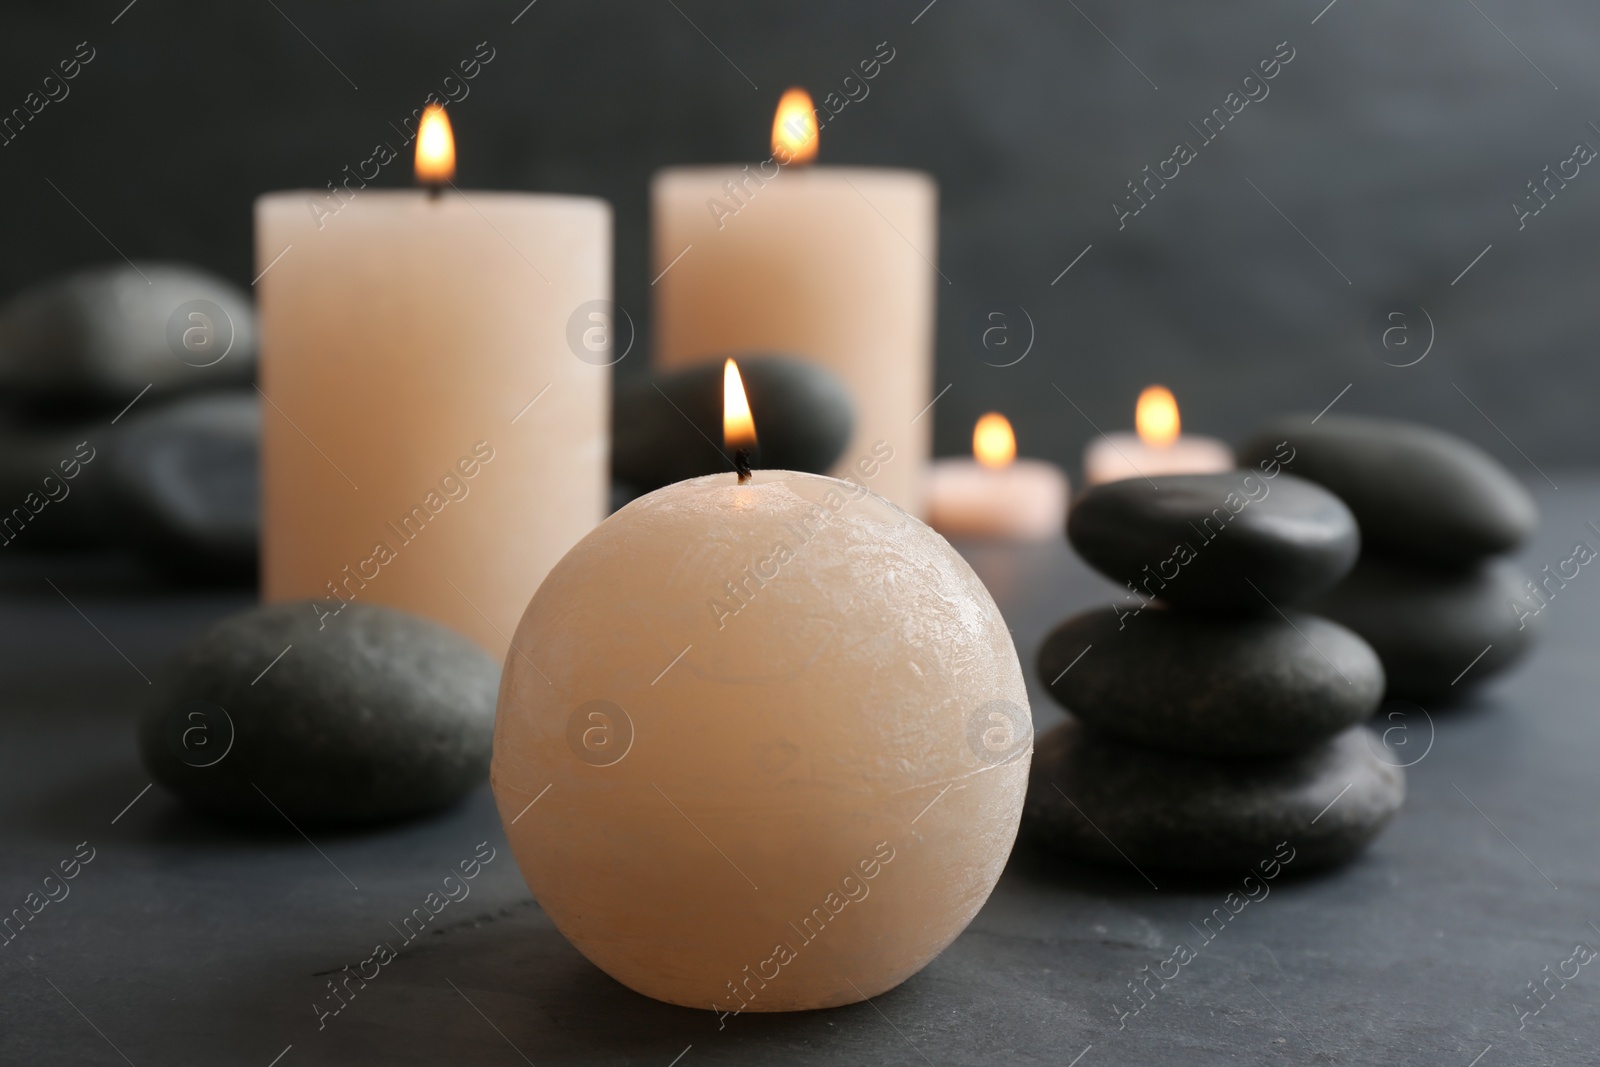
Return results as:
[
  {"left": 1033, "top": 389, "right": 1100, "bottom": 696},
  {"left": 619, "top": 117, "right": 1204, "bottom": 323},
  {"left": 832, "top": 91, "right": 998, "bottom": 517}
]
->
[
  {"left": 1237, "top": 414, "right": 1538, "bottom": 565},
  {"left": 108, "top": 391, "right": 258, "bottom": 581},
  {"left": 1309, "top": 555, "right": 1539, "bottom": 702},
  {"left": 1038, "top": 606, "right": 1383, "bottom": 756},
  {"left": 613, "top": 355, "right": 853, "bottom": 490},
  {"left": 1067, "top": 471, "right": 1359, "bottom": 610},
  {"left": 0, "top": 262, "right": 256, "bottom": 404},
  {"left": 1024, "top": 721, "right": 1405, "bottom": 873},
  {"left": 0, "top": 418, "right": 112, "bottom": 549},
  {"left": 139, "top": 601, "right": 499, "bottom": 825}
]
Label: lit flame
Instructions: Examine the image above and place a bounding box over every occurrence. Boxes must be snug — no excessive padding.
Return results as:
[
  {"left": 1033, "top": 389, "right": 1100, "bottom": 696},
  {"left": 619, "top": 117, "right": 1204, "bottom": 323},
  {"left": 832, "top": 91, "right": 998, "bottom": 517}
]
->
[
  {"left": 415, "top": 104, "right": 456, "bottom": 185},
  {"left": 973, "top": 413, "right": 1016, "bottom": 470},
  {"left": 723, "top": 358, "right": 757, "bottom": 451},
  {"left": 1135, "top": 385, "right": 1181, "bottom": 448},
  {"left": 771, "top": 88, "right": 819, "bottom": 166}
]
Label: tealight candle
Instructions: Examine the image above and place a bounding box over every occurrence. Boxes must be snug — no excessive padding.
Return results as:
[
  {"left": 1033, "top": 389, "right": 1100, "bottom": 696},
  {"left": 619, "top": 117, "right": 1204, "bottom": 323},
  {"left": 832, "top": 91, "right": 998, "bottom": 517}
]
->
[
  {"left": 1083, "top": 385, "right": 1233, "bottom": 485},
  {"left": 491, "top": 362, "right": 1030, "bottom": 1012},
  {"left": 927, "top": 413, "right": 1068, "bottom": 540}
]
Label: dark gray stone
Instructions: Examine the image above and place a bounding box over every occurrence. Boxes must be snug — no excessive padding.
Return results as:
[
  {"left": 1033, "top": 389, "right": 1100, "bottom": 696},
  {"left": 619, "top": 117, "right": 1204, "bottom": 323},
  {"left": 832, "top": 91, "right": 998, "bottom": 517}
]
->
[
  {"left": 0, "top": 262, "right": 256, "bottom": 406},
  {"left": 138, "top": 601, "right": 499, "bottom": 825},
  {"left": 1237, "top": 415, "right": 1538, "bottom": 566},
  {"left": 108, "top": 391, "right": 258, "bottom": 581},
  {"left": 613, "top": 355, "right": 852, "bottom": 490},
  {"left": 1067, "top": 471, "right": 1359, "bottom": 610},
  {"left": 0, "top": 418, "right": 112, "bottom": 549},
  {"left": 1024, "top": 721, "right": 1405, "bottom": 873},
  {"left": 1038, "top": 606, "right": 1383, "bottom": 756},
  {"left": 1309, "top": 555, "right": 1539, "bottom": 702}
]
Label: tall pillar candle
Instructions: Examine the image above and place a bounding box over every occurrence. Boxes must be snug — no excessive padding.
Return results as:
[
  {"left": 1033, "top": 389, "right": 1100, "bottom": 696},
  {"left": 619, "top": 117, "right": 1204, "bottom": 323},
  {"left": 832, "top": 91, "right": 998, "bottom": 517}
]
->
[
  {"left": 651, "top": 90, "right": 938, "bottom": 515},
  {"left": 256, "top": 141, "right": 610, "bottom": 657}
]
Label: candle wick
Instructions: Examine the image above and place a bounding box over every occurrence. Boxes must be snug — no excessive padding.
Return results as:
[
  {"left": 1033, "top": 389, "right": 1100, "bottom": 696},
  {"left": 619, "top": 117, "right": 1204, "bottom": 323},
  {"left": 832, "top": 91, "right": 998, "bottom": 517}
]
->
[
  {"left": 734, "top": 448, "right": 753, "bottom": 485},
  {"left": 425, "top": 182, "right": 444, "bottom": 201}
]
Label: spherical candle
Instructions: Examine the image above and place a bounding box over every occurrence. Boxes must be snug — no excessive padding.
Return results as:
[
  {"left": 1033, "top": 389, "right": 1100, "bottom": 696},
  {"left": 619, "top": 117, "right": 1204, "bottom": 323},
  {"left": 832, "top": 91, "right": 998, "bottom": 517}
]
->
[{"left": 491, "top": 467, "right": 1031, "bottom": 1012}]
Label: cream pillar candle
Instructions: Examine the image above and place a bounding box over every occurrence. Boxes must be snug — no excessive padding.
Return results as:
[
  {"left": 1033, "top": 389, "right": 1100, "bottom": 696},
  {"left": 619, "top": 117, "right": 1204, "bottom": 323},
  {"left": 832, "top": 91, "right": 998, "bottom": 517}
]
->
[
  {"left": 652, "top": 89, "right": 938, "bottom": 515},
  {"left": 1083, "top": 385, "right": 1233, "bottom": 486},
  {"left": 492, "top": 467, "right": 1031, "bottom": 1011},
  {"left": 256, "top": 108, "right": 610, "bottom": 656},
  {"left": 928, "top": 413, "right": 1069, "bottom": 541}
]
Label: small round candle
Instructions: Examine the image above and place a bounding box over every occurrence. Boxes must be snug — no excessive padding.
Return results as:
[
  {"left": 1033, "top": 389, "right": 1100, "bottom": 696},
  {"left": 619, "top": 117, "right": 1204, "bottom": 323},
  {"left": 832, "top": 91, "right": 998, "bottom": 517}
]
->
[
  {"left": 928, "top": 413, "right": 1069, "bottom": 540},
  {"left": 1083, "top": 385, "right": 1233, "bottom": 485},
  {"left": 492, "top": 368, "right": 1030, "bottom": 1012}
]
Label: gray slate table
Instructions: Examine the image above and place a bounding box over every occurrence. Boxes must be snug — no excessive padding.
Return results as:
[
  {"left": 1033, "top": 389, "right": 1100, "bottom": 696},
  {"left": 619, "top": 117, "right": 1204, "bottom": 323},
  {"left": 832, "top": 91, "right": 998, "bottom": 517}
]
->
[{"left": 1, "top": 477, "right": 1593, "bottom": 1067}]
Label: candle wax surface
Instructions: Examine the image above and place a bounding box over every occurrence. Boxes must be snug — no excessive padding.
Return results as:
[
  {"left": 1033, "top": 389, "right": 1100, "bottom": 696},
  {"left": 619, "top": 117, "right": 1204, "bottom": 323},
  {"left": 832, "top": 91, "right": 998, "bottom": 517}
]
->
[
  {"left": 256, "top": 190, "right": 610, "bottom": 658},
  {"left": 1083, "top": 432, "right": 1234, "bottom": 486},
  {"left": 927, "top": 458, "right": 1070, "bottom": 541},
  {"left": 653, "top": 166, "right": 937, "bottom": 515},
  {"left": 491, "top": 469, "right": 1031, "bottom": 1011}
]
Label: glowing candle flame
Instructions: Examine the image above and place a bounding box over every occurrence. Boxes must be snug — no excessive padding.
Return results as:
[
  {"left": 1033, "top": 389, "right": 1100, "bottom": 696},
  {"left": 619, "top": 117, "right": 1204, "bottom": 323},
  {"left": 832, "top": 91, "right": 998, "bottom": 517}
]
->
[
  {"left": 415, "top": 104, "right": 456, "bottom": 185},
  {"left": 973, "top": 413, "right": 1017, "bottom": 470},
  {"left": 771, "top": 88, "right": 819, "bottom": 166},
  {"left": 1135, "top": 385, "right": 1180, "bottom": 448},
  {"left": 723, "top": 358, "right": 758, "bottom": 451}
]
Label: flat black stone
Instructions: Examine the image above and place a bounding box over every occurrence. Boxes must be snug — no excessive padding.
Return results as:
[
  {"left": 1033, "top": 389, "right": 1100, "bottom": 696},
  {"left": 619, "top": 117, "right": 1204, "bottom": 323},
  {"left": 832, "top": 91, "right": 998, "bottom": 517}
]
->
[
  {"left": 109, "top": 391, "right": 258, "bottom": 581},
  {"left": 0, "top": 262, "right": 256, "bottom": 408},
  {"left": 138, "top": 600, "right": 499, "bottom": 825},
  {"left": 612, "top": 355, "right": 853, "bottom": 491},
  {"left": 1309, "top": 554, "right": 1539, "bottom": 702},
  {"left": 1024, "top": 720, "right": 1405, "bottom": 873},
  {"left": 1038, "top": 606, "right": 1384, "bottom": 756},
  {"left": 1067, "top": 471, "right": 1359, "bottom": 610},
  {"left": 1237, "top": 414, "right": 1538, "bottom": 565}
]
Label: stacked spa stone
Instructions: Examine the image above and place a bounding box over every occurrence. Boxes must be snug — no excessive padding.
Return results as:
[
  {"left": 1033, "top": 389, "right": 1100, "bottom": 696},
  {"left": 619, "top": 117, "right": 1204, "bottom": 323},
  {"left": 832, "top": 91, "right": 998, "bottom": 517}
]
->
[
  {"left": 1025, "top": 469, "right": 1405, "bottom": 873},
  {"left": 1238, "top": 416, "right": 1540, "bottom": 701}
]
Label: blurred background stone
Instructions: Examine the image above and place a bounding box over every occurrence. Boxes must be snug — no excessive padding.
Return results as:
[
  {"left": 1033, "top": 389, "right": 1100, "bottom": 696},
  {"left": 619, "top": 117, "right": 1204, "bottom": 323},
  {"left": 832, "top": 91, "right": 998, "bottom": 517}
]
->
[
  {"left": 0, "top": 416, "right": 113, "bottom": 550},
  {"left": 612, "top": 355, "right": 853, "bottom": 494},
  {"left": 0, "top": 387, "right": 258, "bottom": 577},
  {"left": 1238, "top": 414, "right": 1539, "bottom": 565},
  {"left": 0, "top": 262, "right": 256, "bottom": 408},
  {"left": 1310, "top": 555, "right": 1538, "bottom": 702},
  {"left": 108, "top": 391, "right": 259, "bottom": 582},
  {"left": 1245, "top": 414, "right": 1540, "bottom": 700}
]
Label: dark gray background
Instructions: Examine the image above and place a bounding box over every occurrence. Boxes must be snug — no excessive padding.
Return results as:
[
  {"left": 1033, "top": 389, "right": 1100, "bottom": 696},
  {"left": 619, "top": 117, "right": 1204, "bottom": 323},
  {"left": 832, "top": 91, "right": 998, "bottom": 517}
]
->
[{"left": 0, "top": 0, "right": 1589, "bottom": 477}]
